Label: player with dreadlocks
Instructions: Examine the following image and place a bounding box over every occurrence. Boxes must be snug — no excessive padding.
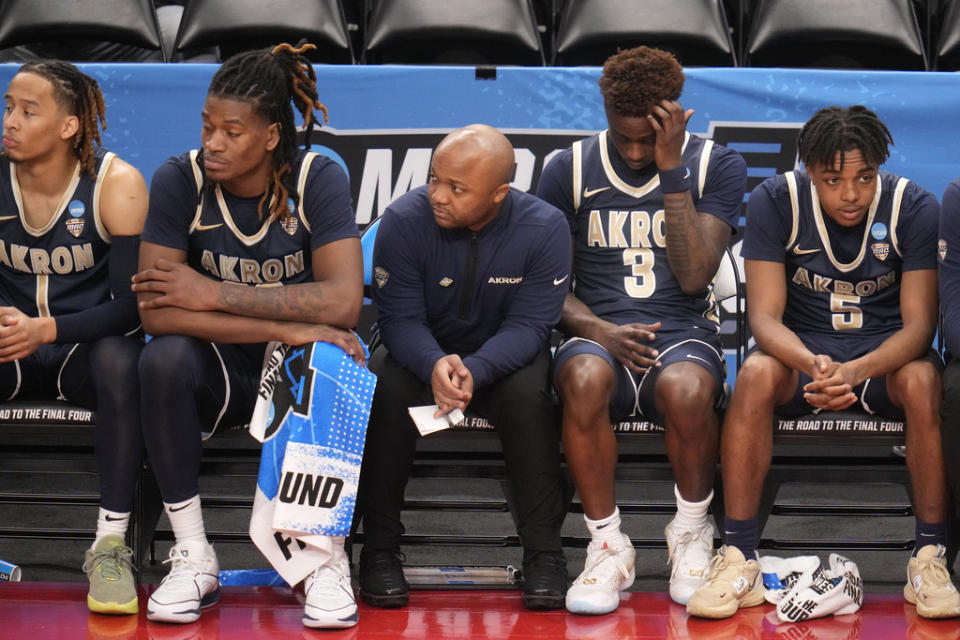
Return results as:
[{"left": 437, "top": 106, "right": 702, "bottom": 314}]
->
[
  {"left": 687, "top": 105, "right": 957, "bottom": 619},
  {"left": 0, "top": 60, "right": 147, "bottom": 615},
  {"left": 536, "top": 46, "right": 747, "bottom": 614},
  {"left": 131, "top": 43, "right": 363, "bottom": 627}
]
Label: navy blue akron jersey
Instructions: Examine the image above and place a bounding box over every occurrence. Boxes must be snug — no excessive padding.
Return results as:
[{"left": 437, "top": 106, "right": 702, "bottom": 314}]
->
[
  {"left": 143, "top": 148, "right": 358, "bottom": 288},
  {"left": 537, "top": 131, "right": 745, "bottom": 332},
  {"left": 743, "top": 170, "right": 938, "bottom": 340},
  {"left": 0, "top": 147, "right": 114, "bottom": 317}
]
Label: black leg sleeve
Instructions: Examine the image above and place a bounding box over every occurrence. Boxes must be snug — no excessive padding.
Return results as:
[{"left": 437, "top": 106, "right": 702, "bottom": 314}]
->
[
  {"left": 138, "top": 335, "right": 225, "bottom": 504},
  {"left": 61, "top": 336, "right": 144, "bottom": 513}
]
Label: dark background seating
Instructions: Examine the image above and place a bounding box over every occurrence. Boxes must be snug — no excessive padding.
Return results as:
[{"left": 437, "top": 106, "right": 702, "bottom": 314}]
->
[
  {"left": 170, "top": 0, "right": 353, "bottom": 63},
  {"left": 743, "top": 0, "right": 928, "bottom": 70},
  {"left": 0, "top": 0, "right": 165, "bottom": 62},
  {"left": 0, "top": 0, "right": 949, "bottom": 70},
  {"left": 553, "top": 0, "right": 737, "bottom": 67},
  {"left": 362, "top": 0, "right": 545, "bottom": 65}
]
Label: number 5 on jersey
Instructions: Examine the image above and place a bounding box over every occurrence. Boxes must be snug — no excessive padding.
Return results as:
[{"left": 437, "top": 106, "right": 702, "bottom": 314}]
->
[{"left": 831, "top": 293, "right": 863, "bottom": 330}]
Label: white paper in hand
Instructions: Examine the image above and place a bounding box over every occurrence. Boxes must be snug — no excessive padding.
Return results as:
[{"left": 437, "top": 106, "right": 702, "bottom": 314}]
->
[{"left": 408, "top": 405, "right": 465, "bottom": 436}]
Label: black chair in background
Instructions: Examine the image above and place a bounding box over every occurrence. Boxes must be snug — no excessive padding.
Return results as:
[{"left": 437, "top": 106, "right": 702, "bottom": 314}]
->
[
  {"left": 553, "top": 0, "right": 737, "bottom": 67},
  {"left": 744, "top": 0, "right": 927, "bottom": 70},
  {"left": 0, "top": 0, "right": 165, "bottom": 62},
  {"left": 934, "top": 0, "right": 960, "bottom": 70},
  {"left": 171, "top": 0, "right": 354, "bottom": 63},
  {"left": 363, "top": 0, "right": 545, "bottom": 66}
]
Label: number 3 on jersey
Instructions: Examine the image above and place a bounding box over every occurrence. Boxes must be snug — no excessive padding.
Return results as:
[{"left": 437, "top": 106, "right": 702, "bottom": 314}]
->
[
  {"left": 831, "top": 293, "right": 863, "bottom": 330},
  {"left": 623, "top": 248, "right": 656, "bottom": 298}
]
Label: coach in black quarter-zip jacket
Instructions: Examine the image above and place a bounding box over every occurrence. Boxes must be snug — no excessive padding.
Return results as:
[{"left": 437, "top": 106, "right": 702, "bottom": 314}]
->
[{"left": 356, "top": 124, "right": 572, "bottom": 611}]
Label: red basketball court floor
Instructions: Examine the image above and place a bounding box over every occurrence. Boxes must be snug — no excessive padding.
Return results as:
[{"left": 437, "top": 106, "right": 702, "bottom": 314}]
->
[{"left": 0, "top": 583, "right": 953, "bottom": 640}]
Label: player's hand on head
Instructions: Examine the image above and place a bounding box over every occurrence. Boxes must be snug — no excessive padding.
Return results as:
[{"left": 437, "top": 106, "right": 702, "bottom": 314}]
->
[
  {"left": 132, "top": 258, "right": 220, "bottom": 312},
  {"left": 0, "top": 308, "right": 52, "bottom": 362},
  {"left": 432, "top": 354, "right": 472, "bottom": 416},
  {"left": 648, "top": 100, "right": 693, "bottom": 171}
]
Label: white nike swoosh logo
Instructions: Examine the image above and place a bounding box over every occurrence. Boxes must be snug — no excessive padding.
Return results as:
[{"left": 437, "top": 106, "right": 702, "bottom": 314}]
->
[
  {"left": 792, "top": 246, "right": 821, "bottom": 255},
  {"left": 582, "top": 186, "right": 610, "bottom": 199},
  {"left": 195, "top": 223, "right": 223, "bottom": 232},
  {"left": 553, "top": 274, "right": 569, "bottom": 286},
  {"left": 0, "top": 215, "right": 17, "bottom": 221}
]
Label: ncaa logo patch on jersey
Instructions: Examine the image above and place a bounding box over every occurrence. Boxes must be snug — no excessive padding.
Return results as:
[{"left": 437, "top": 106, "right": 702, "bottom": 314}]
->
[
  {"left": 871, "top": 242, "right": 890, "bottom": 261},
  {"left": 66, "top": 200, "right": 85, "bottom": 237},
  {"left": 870, "top": 222, "right": 888, "bottom": 240},
  {"left": 940, "top": 239, "right": 948, "bottom": 261},
  {"left": 374, "top": 266, "right": 389, "bottom": 288}
]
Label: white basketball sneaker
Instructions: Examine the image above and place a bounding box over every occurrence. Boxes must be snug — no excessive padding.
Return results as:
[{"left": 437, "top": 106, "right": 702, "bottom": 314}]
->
[
  {"left": 566, "top": 533, "right": 636, "bottom": 615},
  {"left": 303, "top": 547, "right": 359, "bottom": 629},
  {"left": 147, "top": 540, "right": 220, "bottom": 624},
  {"left": 665, "top": 517, "right": 715, "bottom": 605}
]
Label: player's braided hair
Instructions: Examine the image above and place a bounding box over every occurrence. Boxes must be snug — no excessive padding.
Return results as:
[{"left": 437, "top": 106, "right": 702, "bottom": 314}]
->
[
  {"left": 797, "top": 105, "right": 893, "bottom": 170},
  {"left": 598, "top": 46, "right": 685, "bottom": 118},
  {"left": 16, "top": 60, "right": 106, "bottom": 179},
  {"left": 203, "top": 41, "right": 328, "bottom": 222}
]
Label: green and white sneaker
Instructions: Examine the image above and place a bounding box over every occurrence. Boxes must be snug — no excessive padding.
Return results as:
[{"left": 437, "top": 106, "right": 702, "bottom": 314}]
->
[{"left": 83, "top": 534, "right": 138, "bottom": 614}]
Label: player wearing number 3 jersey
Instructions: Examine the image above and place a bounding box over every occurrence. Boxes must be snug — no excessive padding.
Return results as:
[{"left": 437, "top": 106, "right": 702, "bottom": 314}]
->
[
  {"left": 688, "top": 105, "right": 957, "bottom": 620},
  {"left": 536, "top": 46, "right": 746, "bottom": 614}
]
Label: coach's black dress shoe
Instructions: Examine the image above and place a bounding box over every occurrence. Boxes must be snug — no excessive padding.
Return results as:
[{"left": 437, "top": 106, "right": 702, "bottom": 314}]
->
[
  {"left": 521, "top": 551, "right": 568, "bottom": 610},
  {"left": 359, "top": 548, "right": 409, "bottom": 608}
]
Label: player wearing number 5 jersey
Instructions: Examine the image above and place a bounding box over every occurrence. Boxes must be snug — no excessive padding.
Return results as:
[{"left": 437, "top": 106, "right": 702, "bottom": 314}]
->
[
  {"left": 536, "top": 46, "right": 746, "bottom": 614},
  {"left": 687, "top": 105, "right": 958, "bottom": 620}
]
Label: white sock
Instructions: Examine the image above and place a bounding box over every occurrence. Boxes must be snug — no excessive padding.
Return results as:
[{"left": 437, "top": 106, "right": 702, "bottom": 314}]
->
[
  {"left": 673, "top": 484, "right": 712, "bottom": 529},
  {"left": 164, "top": 496, "right": 208, "bottom": 546},
  {"left": 93, "top": 507, "right": 129, "bottom": 548},
  {"left": 585, "top": 507, "right": 624, "bottom": 546}
]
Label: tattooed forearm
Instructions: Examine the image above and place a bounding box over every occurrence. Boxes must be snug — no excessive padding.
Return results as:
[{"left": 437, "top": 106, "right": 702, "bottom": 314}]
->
[
  {"left": 218, "top": 281, "right": 329, "bottom": 324},
  {"left": 662, "top": 191, "right": 724, "bottom": 292}
]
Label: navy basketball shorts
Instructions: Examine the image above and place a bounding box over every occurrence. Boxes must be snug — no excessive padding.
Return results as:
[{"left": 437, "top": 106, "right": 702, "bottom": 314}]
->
[
  {"left": 0, "top": 342, "right": 82, "bottom": 401},
  {"left": 202, "top": 340, "right": 264, "bottom": 438},
  {"left": 752, "top": 332, "right": 943, "bottom": 418},
  {"left": 553, "top": 328, "right": 726, "bottom": 423}
]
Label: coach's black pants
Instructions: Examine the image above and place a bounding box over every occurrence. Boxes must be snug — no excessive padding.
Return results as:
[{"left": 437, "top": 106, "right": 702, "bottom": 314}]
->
[{"left": 356, "top": 346, "right": 567, "bottom": 554}]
